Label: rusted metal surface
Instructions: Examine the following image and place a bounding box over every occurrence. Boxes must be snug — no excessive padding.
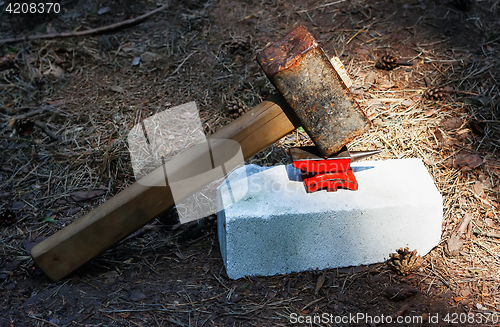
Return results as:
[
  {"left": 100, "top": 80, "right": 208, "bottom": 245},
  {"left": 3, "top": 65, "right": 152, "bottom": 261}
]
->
[{"left": 257, "top": 25, "right": 371, "bottom": 157}]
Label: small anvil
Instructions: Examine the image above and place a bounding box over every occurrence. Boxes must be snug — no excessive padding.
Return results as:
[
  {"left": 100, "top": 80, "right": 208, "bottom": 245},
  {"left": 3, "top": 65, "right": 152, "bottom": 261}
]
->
[{"left": 289, "top": 146, "right": 381, "bottom": 193}]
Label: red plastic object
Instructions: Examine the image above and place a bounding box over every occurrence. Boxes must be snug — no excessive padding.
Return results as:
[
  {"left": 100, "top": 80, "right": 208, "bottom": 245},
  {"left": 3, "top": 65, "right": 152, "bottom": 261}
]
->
[
  {"left": 289, "top": 146, "right": 381, "bottom": 193},
  {"left": 289, "top": 146, "right": 356, "bottom": 193},
  {"left": 300, "top": 169, "right": 358, "bottom": 193},
  {"left": 293, "top": 160, "right": 358, "bottom": 193}
]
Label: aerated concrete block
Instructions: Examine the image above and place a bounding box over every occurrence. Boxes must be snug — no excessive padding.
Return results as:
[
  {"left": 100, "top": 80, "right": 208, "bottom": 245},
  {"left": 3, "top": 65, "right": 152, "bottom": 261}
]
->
[{"left": 217, "top": 159, "right": 442, "bottom": 279}]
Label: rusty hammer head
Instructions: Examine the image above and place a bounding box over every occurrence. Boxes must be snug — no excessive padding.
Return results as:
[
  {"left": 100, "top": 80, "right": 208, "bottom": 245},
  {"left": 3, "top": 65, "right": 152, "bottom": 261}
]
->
[{"left": 257, "top": 25, "right": 371, "bottom": 158}]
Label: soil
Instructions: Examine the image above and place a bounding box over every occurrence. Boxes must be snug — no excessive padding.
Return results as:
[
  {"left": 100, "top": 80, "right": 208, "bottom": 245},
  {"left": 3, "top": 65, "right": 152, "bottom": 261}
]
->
[{"left": 1, "top": 0, "right": 499, "bottom": 326}]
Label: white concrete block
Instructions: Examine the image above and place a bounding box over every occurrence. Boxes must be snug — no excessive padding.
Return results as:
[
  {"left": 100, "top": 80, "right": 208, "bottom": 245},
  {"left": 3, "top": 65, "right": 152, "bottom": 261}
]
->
[{"left": 217, "top": 159, "right": 443, "bottom": 279}]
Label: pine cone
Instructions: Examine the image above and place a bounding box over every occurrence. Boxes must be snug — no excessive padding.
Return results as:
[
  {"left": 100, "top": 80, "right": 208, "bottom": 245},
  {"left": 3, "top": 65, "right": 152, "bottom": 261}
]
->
[
  {"left": 14, "top": 118, "right": 35, "bottom": 135},
  {"left": 424, "top": 86, "right": 449, "bottom": 101},
  {"left": 0, "top": 209, "right": 16, "bottom": 227},
  {"left": 226, "top": 100, "right": 248, "bottom": 119},
  {"left": 0, "top": 54, "right": 16, "bottom": 69},
  {"left": 387, "top": 247, "right": 422, "bottom": 276},
  {"left": 0, "top": 68, "right": 18, "bottom": 82},
  {"left": 375, "top": 54, "right": 399, "bottom": 70},
  {"left": 223, "top": 39, "right": 251, "bottom": 56}
]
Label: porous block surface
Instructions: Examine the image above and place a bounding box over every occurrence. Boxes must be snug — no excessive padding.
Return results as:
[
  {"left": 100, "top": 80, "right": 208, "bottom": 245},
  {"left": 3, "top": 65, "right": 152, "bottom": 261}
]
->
[{"left": 217, "top": 159, "right": 443, "bottom": 279}]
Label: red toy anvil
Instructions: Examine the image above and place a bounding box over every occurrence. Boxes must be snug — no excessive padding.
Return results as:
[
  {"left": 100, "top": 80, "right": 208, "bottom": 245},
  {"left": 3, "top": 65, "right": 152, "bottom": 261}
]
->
[{"left": 289, "top": 146, "right": 381, "bottom": 193}]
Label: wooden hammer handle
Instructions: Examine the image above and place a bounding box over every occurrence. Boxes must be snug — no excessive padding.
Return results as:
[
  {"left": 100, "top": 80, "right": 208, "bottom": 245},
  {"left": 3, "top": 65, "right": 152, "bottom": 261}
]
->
[{"left": 31, "top": 95, "right": 299, "bottom": 281}]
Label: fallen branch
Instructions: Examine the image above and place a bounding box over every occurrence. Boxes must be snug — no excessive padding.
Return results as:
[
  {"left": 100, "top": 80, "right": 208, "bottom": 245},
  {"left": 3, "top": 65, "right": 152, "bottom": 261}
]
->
[
  {"left": 13, "top": 106, "right": 51, "bottom": 120},
  {"left": 0, "top": 3, "right": 170, "bottom": 44},
  {"left": 11, "top": 102, "right": 65, "bottom": 120},
  {"left": 474, "top": 229, "right": 500, "bottom": 239},
  {"left": 444, "top": 213, "right": 472, "bottom": 256},
  {"left": 34, "top": 121, "right": 61, "bottom": 141}
]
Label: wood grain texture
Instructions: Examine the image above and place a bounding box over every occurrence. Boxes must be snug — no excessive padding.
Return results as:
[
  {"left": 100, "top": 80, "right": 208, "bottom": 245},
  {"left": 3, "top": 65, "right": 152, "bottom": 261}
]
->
[{"left": 31, "top": 95, "right": 299, "bottom": 281}]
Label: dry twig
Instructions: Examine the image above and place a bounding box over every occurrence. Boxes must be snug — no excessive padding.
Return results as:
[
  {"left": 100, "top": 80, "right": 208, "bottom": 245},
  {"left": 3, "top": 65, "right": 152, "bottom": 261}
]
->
[{"left": 0, "top": 4, "right": 170, "bottom": 44}]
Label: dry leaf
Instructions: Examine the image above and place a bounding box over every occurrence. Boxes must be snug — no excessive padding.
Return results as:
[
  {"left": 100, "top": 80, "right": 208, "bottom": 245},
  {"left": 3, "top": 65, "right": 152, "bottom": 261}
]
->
[
  {"left": 454, "top": 297, "right": 463, "bottom": 302},
  {"left": 129, "top": 289, "right": 147, "bottom": 301},
  {"left": 378, "top": 82, "right": 394, "bottom": 89},
  {"left": 440, "top": 117, "right": 463, "bottom": 131},
  {"left": 118, "top": 313, "right": 130, "bottom": 318},
  {"left": 452, "top": 152, "right": 483, "bottom": 169},
  {"left": 314, "top": 271, "right": 326, "bottom": 294},
  {"left": 433, "top": 128, "right": 445, "bottom": 142},
  {"left": 372, "top": 118, "right": 384, "bottom": 127},
  {"left": 445, "top": 213, "right": 472, "bottom": 256},
  {"left": 473, "top": 181, "right": 485, "bottom": 198},
  {"left": 98, "top": 7, "right": 111, "bottom": 15},
  {"left": 110, "top": 85, "right": 125, "bottom": 93},
  {"left": 354, "top": 71, "right": 367, "bottom": 78},
  {"left": 140, "top": 52, "right": 160, "bottom": 63},
  {"left": 478, "top": 173, "right": 492, "bottom": 188},
  {"left": 103, "top": 271, "right": 119, "bottom": 284},
  {"left": 47, "top": 65, "right": 64, "bottom": 78},
  {"left": 364, "top": 71, "right": 377, "bottom": 88},
  {"left": 7, "top": 118, "right": 16, "bottom": 130},
  {"left": 423, "top": 157, "right": 435, "bottom": 165},
  {"left": 69, "top": 189, "right": 106, "bottom": 202},
  {"left": 458, "top": 213, "right": 472, "bottom": 233}
]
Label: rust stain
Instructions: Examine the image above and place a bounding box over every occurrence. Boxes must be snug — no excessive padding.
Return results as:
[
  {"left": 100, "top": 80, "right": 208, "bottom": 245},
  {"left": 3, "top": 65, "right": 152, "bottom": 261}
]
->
[
  {"left": 256, "top": 25, "right": 371, "bottom": 157},
  {"left": 257, "top": 25, "right": 318, "bottom": 77}
]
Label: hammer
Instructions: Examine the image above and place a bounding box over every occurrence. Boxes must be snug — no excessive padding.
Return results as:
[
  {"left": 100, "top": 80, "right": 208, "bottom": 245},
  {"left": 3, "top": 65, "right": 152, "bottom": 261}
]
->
[{"left": 31, "top": 25, "right": 370, "bottom": 281}]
